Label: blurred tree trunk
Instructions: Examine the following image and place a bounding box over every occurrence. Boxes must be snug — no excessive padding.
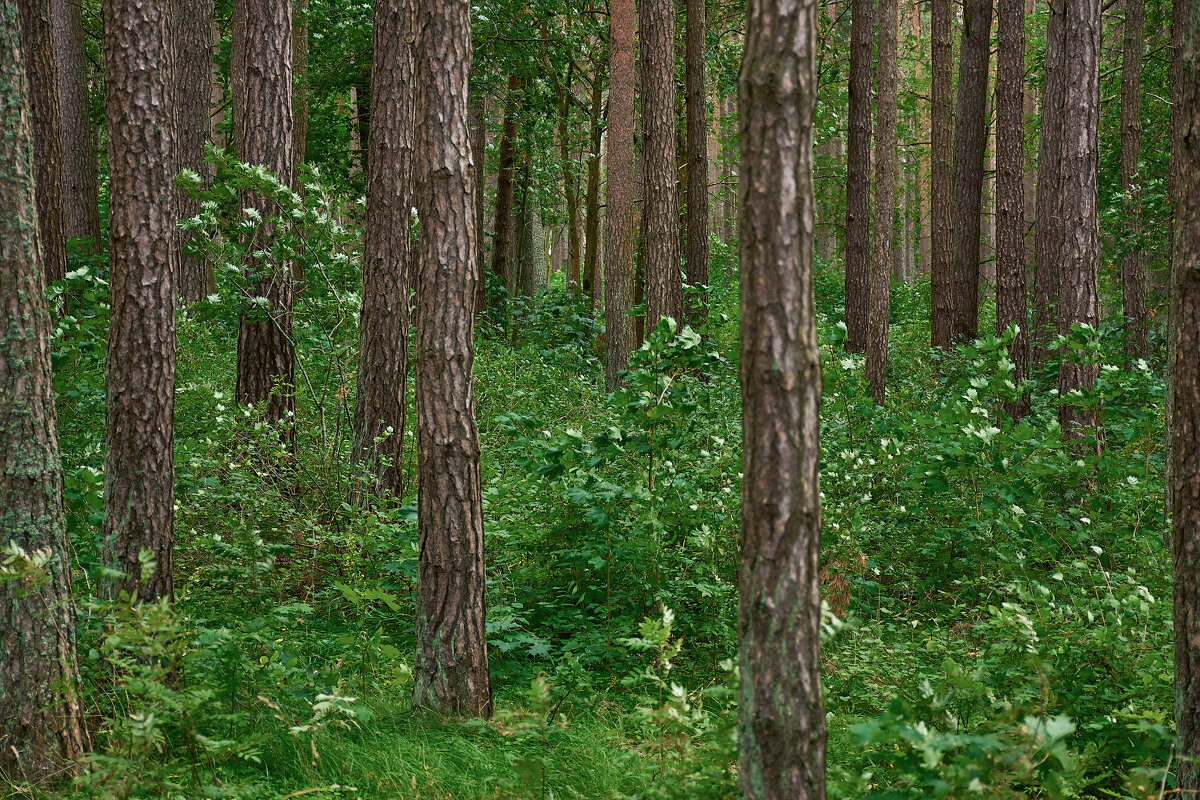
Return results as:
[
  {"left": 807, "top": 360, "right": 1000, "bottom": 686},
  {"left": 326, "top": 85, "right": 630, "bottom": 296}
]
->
[
  {"left": 469, "top": 87, "right": 487, "bottom": 316},
  {"left": 293, "top": 0, "right": 309, "bottom": 174},
  {"left": 584, "top": 64, "right": 605, "bottom": 309},
  {"left": 866, "top": 0, "right": 898, "bottom": 404},
  {"left": 1121, "top": 0, "right": 1148, "bottom": 361},
  {"left": 491, "top": 75, "right": 520, "bottom": 306},
  {"left": 844, "top": 0, "right": 872, "bottom": 352},
  {"left": 685, "top": 0, "right": 708, "bottom": 326},
  {"left": 1033, "top": 0, "right": 1066, "bottom": 363},
  {"left": 930, "top": 0, "right": 953, "bottom": 346},
  {"left": 50, "top": 0, "right": 100, "bottom": 247}
]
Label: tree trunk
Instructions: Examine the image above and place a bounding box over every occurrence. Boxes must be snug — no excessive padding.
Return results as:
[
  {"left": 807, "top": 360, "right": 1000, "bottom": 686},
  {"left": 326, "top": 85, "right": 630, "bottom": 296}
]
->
[
  {"left": 0, "top": 8, "right": 88, "bottom": 777},
  {"left": 930, "top": 0, "right": 954, "bottom": 347},
  {"left": 1167, "top": 0, "right": 1191, "bottom": 522},
  {"left": 641, "top": 0, "right": 682, "bottom": 329},
  {"left": 18, "top": 0, "right": 66, "bottom": 285},
  {"left": 175, "top": 0, "right": 217, "bottom": 302},
  {"left": 491, "top": 75, "right": 520, "bottom": 306},
  {"left": 234, "top": 0, "right": 296, "bottom": 445},
  {"left": 844, "top": 0, "right": 873, "bottom": 352},
  {"left": 912, "top": 0, "right": 930, "bottom": 275},
  {"left": 1121, "top": 0, "right": 1148, "bottom": 361},
  {"left": 1056, "top": 0, "right": 1101, "bottom": 437},
  {"left": 1033, "top": 0, "right": 1066, "bottom": 363},
  {"left": 101, "top": 0, "right": 178, "bottom": 603},
  {"left": 584, "top": 65, "right": 605, "bottom": 310},
  {"left": 685, "top": 0, "right": 709, "bottom": 326},
  {"left": 605, "top": 0, "right": 636, "bottom": 391},
  {"left": 739, "top": 0, "right": 826, "bottom": 795},
  {"left": 293, "top": 0, "right": 309, "bottom": 174},
  {"left": 50, "top": 0, "right": 100, "bottom": 247},
  {"left": 551, "top": 60, "right": 581, "bottom": 293},
  {"left": 352, "top": 0, "right": 413, "bottom": 504},
  {"left": 469, "top": 87, "right": 487, "bottom": 316},
  {"left": 230, "top": 0, "right": 246, "bottom": 156},
  {"left": 948, "top": 0, "right": 992, "bottom": 343},
  {"left": 411, "top": 0, "right": 493, "bottom": 718},
  {"left": 996, "top": 0, "right": 1030, "bottom": 419},
  {"left": 866, "top": 0, "right": 898, "bottom": 405}
]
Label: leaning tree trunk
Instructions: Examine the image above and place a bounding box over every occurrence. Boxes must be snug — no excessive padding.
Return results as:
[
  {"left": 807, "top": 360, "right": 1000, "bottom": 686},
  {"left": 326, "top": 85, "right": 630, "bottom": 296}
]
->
[
  {"left": 948, "top": 0, "right": 993, "bottom": 343},
  {"left": 641, "top": 0, "right": 682, "bottom": 329},
  {"left": 1120, "top": 0, "right": 1148, "bottom": 362},
  {"left": 411, "top": 0, "right": 493, "bottom": 719},
  {"left": 930, "top": 0, "right": 954, "bottom": 347},
  {"left": 0, "top": 6, "right": 89, "bottom": 778},
  {"left": 175, "top": 0, "right": 217, "bottom": 302},
  {"left": 18, "top": 0, "right": 67, "bottom": 285},
  {"left": 605, "top": 0, "right": 636, "bottom": 391},
  {"left": 685, "top": 0, "right": 709, "bottom": 326},
  {"left": 102, "top": 0, "right": 178, "bottom": 603},
  {"left": 1033, "top": 0, "right": 1066, "bottom": 364},
  {"left": 844, "top": 0, "right": 873, "bottom": 352},
  {"left": 996, "top": 0, "right": 1030, "bottom": 419},
  {"left": 50, "top": 0, "right": 100, "bottom": 247},
  {"left": 234, "top": 0, "right": 296, "bottom": 447},
  {"left": 352, "top": 0, "right": 413, "bottom": 504},
  {"left": 866, "top": 0, "right": 898, "bottom": 405},
  {"left": 1056, "top": 0, "right": 1101, "bottom": 439}
]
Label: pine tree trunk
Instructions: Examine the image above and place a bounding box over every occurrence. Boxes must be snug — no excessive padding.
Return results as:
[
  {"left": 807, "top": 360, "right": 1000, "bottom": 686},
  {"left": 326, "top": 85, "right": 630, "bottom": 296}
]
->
[
  {"left": 411, "top": 0, "right": 493, "bottom": 718},
  {"left": 1121, "top": 0, "right": 1148, "bottom": 361},
  {"left": 18, "top": 0, "right": 66, "bottom": 285},
  {"left": 230, "top": 0, "right": 246, "bottom": 155},
  {"left": 352, "top": 0, "right": 413, "bottom": 504},
  {"left": 866, "top": 0, "right": 898, "bottom": 405},
  {"left": 293, "top": 0, "right": 309, "bottom": 174},
  {"left": 844, "top": 0, "right": 873, "bottom": 353},
  {"left": 234, "top": 0, "right": 296, "bottom": 445},
  {"left": 996, "top": 0, "right": 1030, "bottom": 419},
  {"left": 553, "top": 62, "right": 581, "bottom": 293},
  {"left": 50, "top": 0, "right": 100, "bottom": 247},
  {"left": 584, "top": 68, "right": 605, "bottom": 307},
  {"left": 175, "top": 0, "right": 216, "bottom": 302},
  {"left": 930, "top": 0, "right": 954, "bottom": 347},
  {"left": 1056, "top": 0, "right": 1101, "bottom": 438},
  {"left": 605, "top": 0, "right": 636, "bottom": 391},
  {"left": 948, "top": 0, "right": 992, "bottom": 343},
  {"left": 1167, "top": 0, "right": 1191, "bottom": 522},
  {"left": 0, "top": 7, "right": 88, "bottom": 776},
  {"left": 739, "top": 0, "right": 826, "bottom": 795},
  {"left": 469, "top": 88, "right": 487, "bottom": 316},
  {"left": 1033, "top": 0, "right": 1066, "bottom": 363},
  {"left": 912, "top": 0, "right": 931, "bottom": 276},
  {"left": 491, "top": 75, "right": 520, "bottom": 306},
  {"left": 102, "top": 0, "right": 178, "bottom": 602},
  {"left": 685, "top": 0, "right": 709, "bottom": 326}
]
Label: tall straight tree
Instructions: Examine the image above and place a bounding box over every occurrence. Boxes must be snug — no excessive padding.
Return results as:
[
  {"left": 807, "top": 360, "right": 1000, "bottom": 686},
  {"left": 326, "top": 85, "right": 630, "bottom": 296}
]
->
[
  {"left": 175, "top": 0, "right": 217, "bottom": 302},
  {"left": 352, "top": 0, "right": 413, "bottom": 503},
  {"left": 684, "top": 0, "right": 709, "bottom": 325},
  {"left": 996, "top": 0, "right": 1030, "bottom": 418},
  {"left": 491, "top": 75, "right": 520, "bottom": 302},
  {"left": 102, "top": 0, "right": 177, "bottom": 602},
  {"left": 293, "top": 0, "right": 309, "bottom": 174},
  {"left": 411, "top": 0, "right": 493, "bottom": 718},
  {"left": 50, "top": 0, "right": 99, "bottom": 247},
  {"left": 18, "top": 0, "right": 66, "bottom": 284},
  {"left": 641, "top": 0, "right": 682, "bottom": 328},
  {"left": 605, "top": 0, "right": 636, "bottom": 391},
  {"left": 1033, "top": 0, "right": 1066, "bottom": 363},
  {"left": 948, "top": 0, "right": 992, "bottom": 343},
  {"left": 929, "top": 0, "right": 954, "bottom": 347},
  {"left": 1056, "top": 0, "right": 1101, "bottom": 437},
  {"left": 844, "top": 0, "right": 873, "bottom": 352},
  {"left": 0, "top": 6, "right": 88, "bottom": 777},
  {"left": 469, "top": 87, "right": 487, "bottom": 316},
  {"left": 234, "top": 0, "right": 296, "bottom": 442},
  {"left": 583, "top": 68, "right": 606, "bottom": 308},
  {"left": 1120, "top": 0, "right": 1148, "bottom": 361},
  {"left": 866, "top": 0, "right": 898, "bottom": 404},
  {"left": 1172, "top": 5, "right": 1200, "bottom": 785},
  {"left": 739, "top": 0, "right": 826, "bottom": 795}
]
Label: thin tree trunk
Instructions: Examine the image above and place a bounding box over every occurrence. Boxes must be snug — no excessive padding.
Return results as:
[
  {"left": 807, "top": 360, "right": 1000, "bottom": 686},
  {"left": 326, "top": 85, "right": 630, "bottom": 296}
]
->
[
  {"left": 844, "top": 0, "right": 873, "bottom": 352},
  {"left": 1167, "top": 0, "right": 1190, "bottom": 522},
  {"left": 411, "top": 0, "right": 493, "bottom": 718},
  {"left": 739, "top": 0, "right": 826, "bottom": 794},
  {"left": 175, "top": 0, "right": 217, "bottom": 302},
  {"left": 293, "top": 0, "right": 309, "bottom": 174},
  {"left": 912, "top": 0, "right": 930, "bottom": 275},
  {"left": 0, "top": 6, "right": 89, "bottom": 776},
  {"left": 230, "top": 0, "right": 246, "bottom": 156},
  {"left": 930, "top": 0, "right": 954, "bottom": 346},
  {"left": 1121, "top": 0, "right": 1148, "bottom": 361},
  {"left": 866, "top": 0, "right": 898, "bottom": 404},
  {"left": 584, "top": 68, "right": 605, "bottom": 306},
  {"left": 491, "top": 75, "right": 520, "bottom": 306},
  {"left": 469, "top": 87, "right": 487, "bottom": 316},
  {"left": 554, "top": 62, "right": 582, "bottom": 292},
  {"left": 685, "top": 0, "right": 709, "bottom": 326},
  {"left": 1033, "top": 0, "right": 1066, "bottom": 364},
  {"left": 606, "top": 0, "right": 636, "bottom": 390},
  {"left": 102, "top": 0, "right": 178, "bottom": 602},
  {"left": 50, "top": 0, "right": 100, "bottom": 247}
]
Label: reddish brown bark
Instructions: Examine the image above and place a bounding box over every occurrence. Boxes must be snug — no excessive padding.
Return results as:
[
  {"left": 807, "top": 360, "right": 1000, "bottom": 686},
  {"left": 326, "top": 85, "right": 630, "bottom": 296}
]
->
[
  {"left": 866, "top": 0, "right": 898, "bottom": 404},
  {"left": 1120, "top": 0, "right": 1148, "bottom": 361},
  {"left": 175, "top": 0, "right": 217, "bottom": 302},
  {"left": 930, "top": 0, "right": 954, "bottom": 347},
  {"left": 844, "top": 0, "right": 872, "bottom": 352},
  {"left": 685, "top": 0, "right": 709, "bottom": 325},
  {"left": 605, "top": 0, "right": 636, "bottom": 390}
]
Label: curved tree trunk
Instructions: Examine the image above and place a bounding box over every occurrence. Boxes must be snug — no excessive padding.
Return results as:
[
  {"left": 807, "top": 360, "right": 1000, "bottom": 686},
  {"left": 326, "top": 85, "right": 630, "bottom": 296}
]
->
[
  {"left": 685, "top": 0, "right": 709, "bottom": 326},
  {"left": 930, "top": 0, "right": 954, "bottom": 347},
  {"left": 1120, "top": 0, "right": 1148, "bottom": 361},
  {"left": 739, "top": 0, "right": 826, "bottom": 795},
  {"left": 866, "top": 0, "right": 898, "bottom": 404},
  {"left": 0, "top": 6, "right": 88, "bottom": 777},
  {"left": 352, "top": 0, "right": 413, "bottom": 504},
  {"left": 102, "top": 0, "right": 178, "bottom": 602},
  {"left": 175, "top": 0, "right": 217, "bottom": 302},
  {"left": 50, "top": 0, "right": 100, "bottom": 247},
  {"left": 844, "top": 0, "right": 873, "bottom": 352},
  {"left": 605, "top": 0, "right": 636, "bottom": 391}
]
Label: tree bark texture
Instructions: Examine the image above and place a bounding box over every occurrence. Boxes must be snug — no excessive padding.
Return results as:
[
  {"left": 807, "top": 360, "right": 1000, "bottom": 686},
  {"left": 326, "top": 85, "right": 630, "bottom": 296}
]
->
[
  {"left": 605, "top": 0, "right": 636, "bottom": 392},
  {"left": 1033, "top": 0, "right": 1066, "bottom": 364},
  {"left": 102, "top": 0, "right": 178, "bottom": 603},
  {"left": 1121, "top": 0, "right": 1148, "bottom": 361},
  {"left": 866, "top": 0, "right": 898, "bottom": 405},
  {"left": 738, "top": 0, "right": 827, "bottom": 796},
  {"left": 685, "top": 0, "right": 709, "bottom": 326},
  {"left": 844, "top": 0, "right": 873, "bottom": 352},
  {"left": 175, "top": 0, "right": 217, "bottom": 302},
  {"left": 230, "top": 0, "right": 246, "bottom": 156},
  {"left": 930, "top": 0, "right": 954, "bottom": 347},
  {"left": 50, "top": 0, "right": 99, "bottom": 246},
  {"left": 411, "top": 0, "right": 493, "bottom": 719},
  {"left": 584, "top": 67, "right": 605, "bottom": 310},
  {"left": 470, "top": 86, "right": 487, "bottom": 315},
  {"left": 293, "top": 0, "right": 309, "bottom": 174},
  {"left": 491, "top": 75, "right": 520, "bottom": 304},
  {"left": 0, "top": 7, "right": 88, "bottom": 777}
]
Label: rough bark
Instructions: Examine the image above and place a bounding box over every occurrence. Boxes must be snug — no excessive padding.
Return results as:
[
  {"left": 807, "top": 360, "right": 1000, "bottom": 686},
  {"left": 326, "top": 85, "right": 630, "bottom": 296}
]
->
[
  {"left": 230, "top": 0, "right": 246, "bottom": 156},
  {"left": 102, "top": 0, "right": 178, "bottom": 603},
  {"left": 844, "top": 0, "right": 873, "bottom": 352},
  {"left": 411, "top": 0, "right": 493, "bottom": 719},
  {"left": 175, "top": 0, "right": 217, "bottom": 302},
  {"left": 1056, "top": 0, "right": 1101, "bottom": 437},
  {"left": 685, "top": 0, "right": 709, "bottom": 326},
  {"left": 50, "top": 0, "right": 99, "bottom": 246},
  {"left": 469, "top": 87, "right": 487, "bottom": 316},
  {"left": 605, "top": 0, "right": 636, "bottom": 391},
  {"left": 550, "top": 58, "right": 581, "bottom": 293},
  {"left": 1033, "top": 0, "right": 1066, "bottom": 363},
  {"left": 293, "top": 0, "right": 309, "bottom": 174},
  {"left": 0, "top": 7, "right": 88, "bottom": 777},
  {"left": 1120, "top": 0, "right": 1148, "bottom": 361},
  {"left": 18, "top": 0, "right": 66, "bottom": 285},
  {"left": 491, "top": 75, "right": 520, "bottom": 302},
  {"left": 866, "top": 0, "right": 898, "bottom": 405},
  {"left": 1168, "top": 0, "right": 1191, "bottom": 521},
  {"left": 584, "top": 65, "right": 605, "bottom": 310},
  {"left": 739, "top": 0, "right": 826, "bottom": 795},
  {"left": 930, "top": 0, "right": 954, "bottom": 347},
  {"left": 948, "top": 0, "right": 992, "bottom": 343},
  {"left": 352, "top": 0, "right": 413, "bottom": 504},
  {"left": 641, "top": 0, "right": 682, "bottom": 329},
  {"left": 996, "top": 0, "right": 1030, "bottom": 419},
  {"left": 234, "top": 0, "right": 295, "bottom": 444}
]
